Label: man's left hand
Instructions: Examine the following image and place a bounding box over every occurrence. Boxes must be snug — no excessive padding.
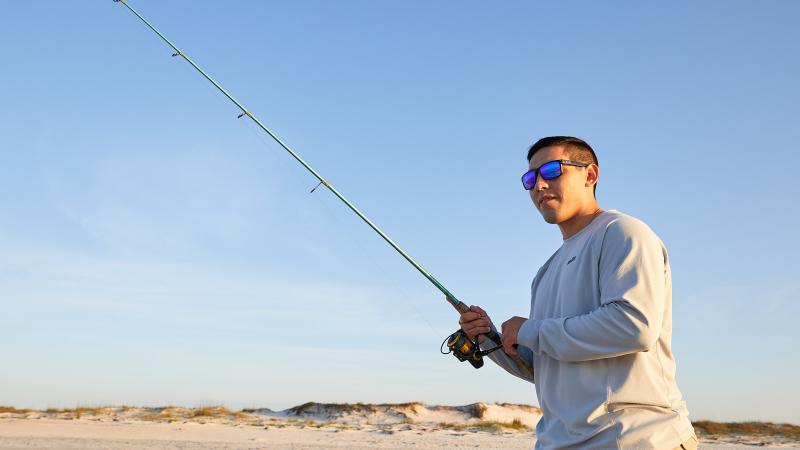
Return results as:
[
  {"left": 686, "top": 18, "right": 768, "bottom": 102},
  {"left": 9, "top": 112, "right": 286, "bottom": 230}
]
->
[{"left": 501, "top": 316, "right": 527, "bottom": 355}]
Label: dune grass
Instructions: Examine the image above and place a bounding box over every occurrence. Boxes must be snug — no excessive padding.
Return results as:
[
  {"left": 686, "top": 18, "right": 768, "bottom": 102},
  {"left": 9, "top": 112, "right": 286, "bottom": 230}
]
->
[
  {"left": 507, "top": 418, "right": 529, "bottom": 430},
  {"left": 139, "top": 409, "right": 179, "bottom": 423},
  {"left": 692, "top": 421, "right": 800, "bottom": 438},
  {"left": 437, "top": 419, "right": 532, "bottom": 433},
  {"left": 192, "top": 406, "right": 232, "bottom": 418},
  {"left": 73, "top": 407, "right": 109, "bottom": 419},
  {"left": 0, "top": 407, "right": 30, "bottom": 414}
]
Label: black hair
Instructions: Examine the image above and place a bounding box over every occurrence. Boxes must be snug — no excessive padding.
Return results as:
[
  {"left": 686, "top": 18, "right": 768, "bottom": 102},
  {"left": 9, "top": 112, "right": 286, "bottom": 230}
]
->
[{"left": 526, "top": 136, "right": 598, "bottom": 195}]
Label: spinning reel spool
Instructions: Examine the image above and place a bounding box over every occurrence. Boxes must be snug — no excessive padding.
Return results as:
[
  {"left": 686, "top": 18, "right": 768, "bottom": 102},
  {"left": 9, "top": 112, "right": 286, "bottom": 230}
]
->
[{"left": 441, "top": 329, "right": 502, "bottom": 369}]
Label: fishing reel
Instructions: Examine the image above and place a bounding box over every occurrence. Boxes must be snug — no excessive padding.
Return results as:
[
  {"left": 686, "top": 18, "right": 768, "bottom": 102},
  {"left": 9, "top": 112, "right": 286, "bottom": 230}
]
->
[{"left": 441, "top": 329, "right": 502, "bottom": 369}]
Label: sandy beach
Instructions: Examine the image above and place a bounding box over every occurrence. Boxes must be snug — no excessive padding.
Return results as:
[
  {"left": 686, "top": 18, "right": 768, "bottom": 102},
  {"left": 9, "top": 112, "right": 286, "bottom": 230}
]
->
[
  {"left": 0, "top": 418, "right": 532, "bottom": 449},
  {"left": 1, "top": 419, "right": 797, "bottom": 449},
  {"left": 1, "top": 404, "right": 798, "bottom": 449}
]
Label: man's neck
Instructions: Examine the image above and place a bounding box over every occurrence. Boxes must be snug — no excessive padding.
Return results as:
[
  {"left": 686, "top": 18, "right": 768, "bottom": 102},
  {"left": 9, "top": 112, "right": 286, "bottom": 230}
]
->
[{"left": 558, "top": 203, "right": 603, "bottom": 239}]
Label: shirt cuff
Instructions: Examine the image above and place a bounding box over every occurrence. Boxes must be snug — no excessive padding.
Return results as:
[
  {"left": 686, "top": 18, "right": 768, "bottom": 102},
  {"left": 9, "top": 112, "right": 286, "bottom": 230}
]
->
[{"left": 517, "top": 318, "right": 542, "bottom": 352}]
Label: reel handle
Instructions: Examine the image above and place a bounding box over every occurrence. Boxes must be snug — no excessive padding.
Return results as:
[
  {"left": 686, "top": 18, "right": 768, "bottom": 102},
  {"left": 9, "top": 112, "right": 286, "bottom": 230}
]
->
[
  {"left": 485, "top": 329, "right": 518, "bottom": 350},
  {"left": 446, "top": 296, "right": 531, "bottom": 377}
]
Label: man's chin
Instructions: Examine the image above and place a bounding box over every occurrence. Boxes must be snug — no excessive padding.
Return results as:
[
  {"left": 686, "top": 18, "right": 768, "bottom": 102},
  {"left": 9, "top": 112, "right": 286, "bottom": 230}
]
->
[{"left": 539, "top": 210, "right": 560, "bottom": 224}]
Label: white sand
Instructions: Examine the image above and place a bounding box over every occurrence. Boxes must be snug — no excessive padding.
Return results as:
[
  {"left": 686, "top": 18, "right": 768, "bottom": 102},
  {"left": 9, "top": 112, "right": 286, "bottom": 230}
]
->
[
  {"left": 1, "top": 419, "right": 797, "bottom": 449},
  {"left": 0, "top": 418, "right": 533, "bottom": 449},
  {"left": 1, "top": 404, "right": 797, "bottom": 449}
]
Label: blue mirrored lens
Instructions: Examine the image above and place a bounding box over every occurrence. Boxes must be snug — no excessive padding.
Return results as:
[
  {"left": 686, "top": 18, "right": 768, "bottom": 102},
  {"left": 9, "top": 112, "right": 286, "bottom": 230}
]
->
[
  {"left": 521, "top": 170, "right": 537, "bottom": 190},
  {"left": 539, "top": 161, "right": 562, "bottom": 180}
]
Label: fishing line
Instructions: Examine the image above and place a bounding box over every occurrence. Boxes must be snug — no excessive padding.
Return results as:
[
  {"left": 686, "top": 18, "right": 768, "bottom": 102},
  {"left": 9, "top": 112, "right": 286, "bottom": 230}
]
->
[
  {"left": 307, "top": 185, "right": 442, "bottom": 340},
  {"left": 237, "top": 115, "right": 428, "bottom": 326},
  {"left": 112, "top": 0, "right": 531, "bottom": 376},
  {"left": 241, "top": 113, "right": 444, "bottom": 347},
  {"left": 242, "top": 114, "right": 441, "bottom": 344}
]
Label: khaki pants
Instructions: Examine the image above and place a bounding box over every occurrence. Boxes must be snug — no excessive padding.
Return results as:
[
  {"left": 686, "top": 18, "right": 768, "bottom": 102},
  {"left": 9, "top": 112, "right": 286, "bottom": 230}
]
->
[{"left": 672, "top": 435, "right": 699, "bottom": 450}]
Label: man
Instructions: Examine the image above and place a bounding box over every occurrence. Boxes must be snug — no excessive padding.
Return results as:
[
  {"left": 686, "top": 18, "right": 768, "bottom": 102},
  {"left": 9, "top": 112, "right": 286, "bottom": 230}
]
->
[{"left": 459, "top": 136, "right": 696, "bottom": 449}]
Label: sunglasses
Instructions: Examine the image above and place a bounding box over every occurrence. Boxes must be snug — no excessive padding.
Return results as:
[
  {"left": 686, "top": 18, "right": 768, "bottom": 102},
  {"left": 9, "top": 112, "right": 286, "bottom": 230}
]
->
[{"left": 521, "top": 159, "right": 589, "bottom": 190}]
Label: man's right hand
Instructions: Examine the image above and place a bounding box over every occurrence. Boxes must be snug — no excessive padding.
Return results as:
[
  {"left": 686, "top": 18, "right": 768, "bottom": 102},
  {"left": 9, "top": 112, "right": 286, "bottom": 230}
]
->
[{"left": 458, "top": 304, "right": 494, "bottom": 344}]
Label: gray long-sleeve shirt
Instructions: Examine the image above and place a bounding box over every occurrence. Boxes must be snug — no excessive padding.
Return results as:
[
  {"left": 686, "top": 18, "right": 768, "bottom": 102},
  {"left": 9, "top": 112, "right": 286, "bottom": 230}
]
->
[{"left": 484, "top": 210, "right": 694, "bottom": 449}]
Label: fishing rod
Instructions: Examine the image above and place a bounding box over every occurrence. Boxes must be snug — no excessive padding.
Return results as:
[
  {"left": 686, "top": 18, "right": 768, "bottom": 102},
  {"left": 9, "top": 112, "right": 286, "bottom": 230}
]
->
[{"left": 111, "top": 0, "right": 532, "bottom": 377}]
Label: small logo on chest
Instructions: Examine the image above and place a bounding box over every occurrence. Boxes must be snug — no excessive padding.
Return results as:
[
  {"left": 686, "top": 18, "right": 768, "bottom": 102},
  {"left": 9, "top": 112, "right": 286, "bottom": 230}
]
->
[{"left": 566, "top": 256, "right": 576, "bottom": 265}]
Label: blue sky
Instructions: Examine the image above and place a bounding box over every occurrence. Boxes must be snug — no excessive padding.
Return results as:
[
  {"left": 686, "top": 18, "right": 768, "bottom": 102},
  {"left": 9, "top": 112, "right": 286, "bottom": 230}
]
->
[{"left": 1, "top": 1, "right": 798, "bottom": 423}]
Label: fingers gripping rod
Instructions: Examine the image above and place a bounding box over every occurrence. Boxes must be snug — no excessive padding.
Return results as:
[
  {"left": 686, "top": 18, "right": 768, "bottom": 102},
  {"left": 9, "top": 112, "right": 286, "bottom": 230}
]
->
[{"left": 112, "top": 0, "right": 532, "bottom": 378}]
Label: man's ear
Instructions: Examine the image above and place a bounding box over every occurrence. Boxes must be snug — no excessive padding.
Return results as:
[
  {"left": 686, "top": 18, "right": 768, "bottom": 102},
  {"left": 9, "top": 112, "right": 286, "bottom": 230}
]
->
[{"left": 586, "top": 164, "right": 599, "bottom": 188}]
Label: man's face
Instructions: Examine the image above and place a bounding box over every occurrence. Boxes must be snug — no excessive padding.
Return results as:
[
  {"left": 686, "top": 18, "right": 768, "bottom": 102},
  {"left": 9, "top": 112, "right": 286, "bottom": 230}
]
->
[{"left": 528, "top": 145, "right": 594, "bottom": 224}]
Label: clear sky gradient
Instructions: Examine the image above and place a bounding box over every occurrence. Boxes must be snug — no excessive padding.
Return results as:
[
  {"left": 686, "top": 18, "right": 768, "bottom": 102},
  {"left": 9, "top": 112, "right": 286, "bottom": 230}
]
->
[{"left": 1, "top": 1, "right": 798, "bottom": 423}]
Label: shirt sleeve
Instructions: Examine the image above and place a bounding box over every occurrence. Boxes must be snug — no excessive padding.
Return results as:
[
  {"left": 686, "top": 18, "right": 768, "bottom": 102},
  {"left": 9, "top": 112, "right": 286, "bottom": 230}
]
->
[
  {"left": 516, "top": 217, "right": 667, "bottom": 362},
  {"left": 481, "top": 327, "right": 535, "bottom": 383}
]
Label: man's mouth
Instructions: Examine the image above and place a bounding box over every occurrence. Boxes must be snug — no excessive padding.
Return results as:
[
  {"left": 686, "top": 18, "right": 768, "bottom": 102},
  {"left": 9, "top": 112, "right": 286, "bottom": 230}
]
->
[{"left": 538, "top": 195, "right": 556, "bottom": 206}]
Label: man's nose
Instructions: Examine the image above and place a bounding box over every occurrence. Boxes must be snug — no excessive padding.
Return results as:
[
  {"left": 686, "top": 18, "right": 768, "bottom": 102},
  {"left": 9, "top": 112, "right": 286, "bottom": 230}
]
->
[{"left": 534, "top": 174, "right": 549, "bottom": 191}]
